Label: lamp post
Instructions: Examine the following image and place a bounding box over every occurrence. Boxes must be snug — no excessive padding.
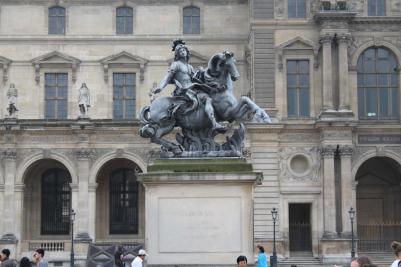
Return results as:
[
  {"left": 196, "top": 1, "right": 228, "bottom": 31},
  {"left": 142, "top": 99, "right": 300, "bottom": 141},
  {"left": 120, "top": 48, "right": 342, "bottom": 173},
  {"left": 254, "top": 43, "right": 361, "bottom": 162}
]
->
[
  {"left": 70, "top": 209, "right": 76, "bottom": 267},
  {"left": 270, "top": 208, "right": 278, "bottom": 267},
  {"left": 348, "top": 207, "right": 356, "bottom": 259}
]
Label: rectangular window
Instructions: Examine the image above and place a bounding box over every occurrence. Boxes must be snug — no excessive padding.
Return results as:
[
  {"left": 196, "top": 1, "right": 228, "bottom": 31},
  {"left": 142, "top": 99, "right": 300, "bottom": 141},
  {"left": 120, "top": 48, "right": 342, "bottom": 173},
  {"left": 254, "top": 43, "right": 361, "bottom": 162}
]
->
[
  {"left": 288, "top": 0, "right": 306, "bottom": 18},
  {"left": 183, "top": 6, "right": 200, "bottom": 34},
  {"left": 287, "top": 60, "right": 310, "bottom": 118},
  {"left": 113, "top": 73, "right": 136, "bottom": 119},
  {"left": 116, "top": 7, "right": 133, "bottom": 34},
  {"left": 45, "top": 73, "right": 68, "bottom": 119},
  {"left": 368, "top": 0, "right": 386, "bottom": 16},
  {"left": 48, "top": 6, "right": 66, "bottom": 34}
]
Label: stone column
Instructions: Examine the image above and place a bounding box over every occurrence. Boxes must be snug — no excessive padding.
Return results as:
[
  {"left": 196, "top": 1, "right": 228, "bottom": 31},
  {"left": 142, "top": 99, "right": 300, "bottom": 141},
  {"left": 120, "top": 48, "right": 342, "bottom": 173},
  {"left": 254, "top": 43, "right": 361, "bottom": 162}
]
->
[
  {"left": 320, "top": 34, "right": 335, "bottom": 112},
  {"left": 321, "top": 146, "right": 337, "bottom": 237},
  {"left": 338, "top": 34, "right": 351, "bottom": 112},
  {"left": 0, "top": 149, "right": 18, "bottom": 243},
  {"left": 88, "top": 183, "right": 98, "bottom": 241},
  {"left": 340, "top": 146, "right": 354, "bottom": 234},
  {"left": 74, "top": 149, "right": 93, "bottom": 242}
]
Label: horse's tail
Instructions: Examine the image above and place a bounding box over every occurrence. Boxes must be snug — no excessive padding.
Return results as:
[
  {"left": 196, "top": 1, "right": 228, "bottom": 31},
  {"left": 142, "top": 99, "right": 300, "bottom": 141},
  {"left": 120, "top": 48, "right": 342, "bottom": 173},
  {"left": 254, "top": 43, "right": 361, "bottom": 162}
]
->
[{"left": 139, "top": 106, "right": 157, "bottom": 138}]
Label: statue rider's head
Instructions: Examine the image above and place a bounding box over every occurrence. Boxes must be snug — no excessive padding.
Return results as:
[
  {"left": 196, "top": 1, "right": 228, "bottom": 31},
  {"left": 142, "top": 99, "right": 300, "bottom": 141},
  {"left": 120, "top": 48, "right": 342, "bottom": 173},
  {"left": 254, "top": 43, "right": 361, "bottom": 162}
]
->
[{"left": 172, "top": 39, "right": 190, "bottom": 62}]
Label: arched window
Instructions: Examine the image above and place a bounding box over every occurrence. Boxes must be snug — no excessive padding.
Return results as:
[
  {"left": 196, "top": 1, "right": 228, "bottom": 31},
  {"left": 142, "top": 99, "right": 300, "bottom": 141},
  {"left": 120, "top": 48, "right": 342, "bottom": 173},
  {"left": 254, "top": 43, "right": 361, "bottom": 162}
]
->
[
  {"left": 116, "top": 6, "right": 133, "bottom": 34},
  {"left": 357, "top": 47, "right": 399, "bottom": 120},
  {"left": 109, "top": 168, "right": 139, "bottom": 234},
  {"left": 41, "top": 168, "right": 71, "bottom": 235},
  {"left": 48, "top": 6, "right": 66, "bottom": 34},
  {"left": 183, "top": 6, "right": 200, "bottom": 34}
]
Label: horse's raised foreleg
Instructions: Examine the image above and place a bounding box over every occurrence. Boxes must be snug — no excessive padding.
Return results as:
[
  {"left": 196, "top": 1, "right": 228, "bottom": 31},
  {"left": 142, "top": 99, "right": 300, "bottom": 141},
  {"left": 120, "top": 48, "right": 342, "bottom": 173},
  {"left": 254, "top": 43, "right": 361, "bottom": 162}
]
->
[
  {"left": 152, "top": 124, "right": 182, "bottom": 155},
  {"left": 229, "top": 96, "right": 271, "bottom": 123}
]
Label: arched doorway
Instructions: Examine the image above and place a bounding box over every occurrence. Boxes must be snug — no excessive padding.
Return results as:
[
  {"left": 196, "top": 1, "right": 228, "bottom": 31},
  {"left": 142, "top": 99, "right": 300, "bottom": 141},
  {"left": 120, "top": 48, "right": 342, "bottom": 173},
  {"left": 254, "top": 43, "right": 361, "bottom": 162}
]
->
[
  {"left": 356, "top": 156, "right": 401, "bottom": 252},
  {"left": 22, "top": 159, "right": 72, "bottom": 241},
  {"left": 95, "top": 159, "right": 144, "bottom": 242}
]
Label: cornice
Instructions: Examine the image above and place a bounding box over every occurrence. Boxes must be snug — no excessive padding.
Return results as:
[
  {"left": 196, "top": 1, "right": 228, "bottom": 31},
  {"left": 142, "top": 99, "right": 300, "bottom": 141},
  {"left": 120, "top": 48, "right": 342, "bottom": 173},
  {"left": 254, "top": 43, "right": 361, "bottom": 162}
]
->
[
  {"left": 314, "top": 11, "right": 358, "bottom": 23},
  {"left": 352, "top": 17, "right": 401, "bottom": 24},
  {"left": 0, "top": 0, "right": 247, "bottom": 5},
  {"left": 0, "top": 35, "right": 248, "bottom": 44}
]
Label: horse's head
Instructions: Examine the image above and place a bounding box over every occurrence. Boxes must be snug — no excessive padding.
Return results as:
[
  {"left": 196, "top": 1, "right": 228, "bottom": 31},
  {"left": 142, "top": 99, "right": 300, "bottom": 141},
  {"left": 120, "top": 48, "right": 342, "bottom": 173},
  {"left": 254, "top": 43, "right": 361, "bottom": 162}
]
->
[{"left": 207, "top": 51, "right": 240, "bottom": 81}]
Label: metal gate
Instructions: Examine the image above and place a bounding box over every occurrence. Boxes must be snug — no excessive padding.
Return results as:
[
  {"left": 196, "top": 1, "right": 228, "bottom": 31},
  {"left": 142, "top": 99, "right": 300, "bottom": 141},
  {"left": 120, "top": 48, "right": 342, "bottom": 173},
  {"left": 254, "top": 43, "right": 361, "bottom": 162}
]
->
[
  {"left": 86, "top": 243, "right": 143, "bottom": 267},
  {"left": 358, "top": 222, "right": 401, "bottom": 252},
  {"left": 289, "top": 222, "right": 312, "bottom": 251}
]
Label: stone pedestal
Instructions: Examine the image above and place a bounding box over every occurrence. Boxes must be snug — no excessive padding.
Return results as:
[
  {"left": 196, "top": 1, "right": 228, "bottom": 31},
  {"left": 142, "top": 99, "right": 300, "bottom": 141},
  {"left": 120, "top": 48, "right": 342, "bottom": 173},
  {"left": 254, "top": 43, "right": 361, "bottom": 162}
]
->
[
  {"left": 320, "top": 238, "right": 352, "bottom": 265},
  {"left": 138, "top": 158, "right": 262, "bottom": 266}
]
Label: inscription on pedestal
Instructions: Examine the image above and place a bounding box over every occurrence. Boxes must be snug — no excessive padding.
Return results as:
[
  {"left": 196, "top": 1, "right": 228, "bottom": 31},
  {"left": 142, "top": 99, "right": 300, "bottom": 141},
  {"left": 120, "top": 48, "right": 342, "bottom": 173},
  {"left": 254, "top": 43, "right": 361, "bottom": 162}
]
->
[{"left": 158, "top": 197, "right": 241, "bottom": 253}]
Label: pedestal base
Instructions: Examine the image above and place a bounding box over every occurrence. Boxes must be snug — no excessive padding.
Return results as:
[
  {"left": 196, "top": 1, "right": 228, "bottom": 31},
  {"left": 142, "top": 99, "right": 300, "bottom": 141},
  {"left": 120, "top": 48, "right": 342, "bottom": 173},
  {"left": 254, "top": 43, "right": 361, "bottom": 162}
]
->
[
  {"left": 320, "top": 237, "right": 353, "bottom": 265},
  {"left": 138, "top": 158, "right": 262, "bottom": 266}
]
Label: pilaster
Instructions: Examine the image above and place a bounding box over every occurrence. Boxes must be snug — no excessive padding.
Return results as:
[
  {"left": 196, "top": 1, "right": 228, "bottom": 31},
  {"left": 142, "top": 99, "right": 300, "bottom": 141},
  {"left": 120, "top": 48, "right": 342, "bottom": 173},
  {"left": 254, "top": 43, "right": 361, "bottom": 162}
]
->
[
  {"left": 321, "top": 145, "right": 337, "bottom": 237},
  {"left": 0, "top": 149, "right": 18, "bottom": 244},
  {"left": 339, "top": 146, "right": 354, "bottom": 235},
  {"left": 320, "top": 34, "right": 335, "bottom": 112},
  {"left": 337, "top": 33, "right": 352, "bottom": 114},
  {"left": 74, "top": 148, "right": 94, "bottom": 242}
]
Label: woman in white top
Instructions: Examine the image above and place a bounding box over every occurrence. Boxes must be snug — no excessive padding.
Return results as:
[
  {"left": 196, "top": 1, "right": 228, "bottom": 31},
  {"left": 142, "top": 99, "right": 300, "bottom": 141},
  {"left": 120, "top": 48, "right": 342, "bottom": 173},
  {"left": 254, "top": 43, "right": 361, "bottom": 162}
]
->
[{"left": 390, "top": 241, "right": 401, "bottom": 267}]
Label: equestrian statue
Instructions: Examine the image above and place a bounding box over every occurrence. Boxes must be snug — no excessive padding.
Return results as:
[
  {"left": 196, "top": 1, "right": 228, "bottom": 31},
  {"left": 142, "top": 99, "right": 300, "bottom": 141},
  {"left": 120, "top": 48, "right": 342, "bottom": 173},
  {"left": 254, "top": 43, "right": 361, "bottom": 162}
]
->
[{"left": 139, "top": 39, "right": 271, "bottom": 158}]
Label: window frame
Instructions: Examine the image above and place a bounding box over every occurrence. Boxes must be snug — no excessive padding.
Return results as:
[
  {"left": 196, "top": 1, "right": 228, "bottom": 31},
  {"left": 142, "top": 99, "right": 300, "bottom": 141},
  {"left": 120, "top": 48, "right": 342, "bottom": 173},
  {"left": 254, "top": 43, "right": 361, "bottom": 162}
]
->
[
  {"left": 48, "top": 6, "right": 66, "bottom": 35},
  {"left": 357, "top": 47, "right": 399, "bottom": 120},
  {"left": 44, "top": 72, "right": 69, "bottom": 120},
  {"left": 367, "top": 0, "right": 386, "bottom": 16},
  {"left": 287, "top": 0, "right": 307, "bottom": 19},
  {"left": 116, "top": 6, "right": 134, "bottom": 35},
  {"left": 183, "top": 5, "right": 201, "bottom": 34},
  {"left": 113, "top": 72, "right": 137, "bottom": 120},
  {"left": 286, "top": 59, "right": 311, "bottom": 118}
]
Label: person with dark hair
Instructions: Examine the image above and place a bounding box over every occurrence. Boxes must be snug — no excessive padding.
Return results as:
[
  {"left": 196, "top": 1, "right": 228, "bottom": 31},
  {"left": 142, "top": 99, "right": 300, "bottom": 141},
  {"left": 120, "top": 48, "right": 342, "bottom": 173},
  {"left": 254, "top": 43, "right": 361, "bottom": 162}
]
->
[
  {"left": 0, "top": 249, "right": 17, "bottom": 267},
  {"left": 32, "top": 249, "right": 47, "bottom": 267},
  {"left": 236, "top": 255, "right": 247, "bottom": 267},
  {"left": 114, "top": 245, "right": 124, "bottom": 267},
  {"left": 350, "top": 256, "right": 372, "bottom": 267},
  {"left": 390, "top": 241, "right": 401, "bottom": 267},
  {"left": 256, "top": 245, "right": 268, "bottom": 267},
  {"left": 19, "top": 257, "right": 31, "bottom": 267}
]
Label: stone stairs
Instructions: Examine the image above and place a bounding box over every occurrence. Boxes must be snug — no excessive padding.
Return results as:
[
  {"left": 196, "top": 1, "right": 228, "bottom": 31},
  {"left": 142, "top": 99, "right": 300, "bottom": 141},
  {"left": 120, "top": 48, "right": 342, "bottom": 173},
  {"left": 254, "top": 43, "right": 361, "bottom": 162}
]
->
[
  {"left": 278, "top": 251, "right": 323, "bottom": 267},
  {"left": 359, "top": 252, "right": 395, "bottom": 267}
]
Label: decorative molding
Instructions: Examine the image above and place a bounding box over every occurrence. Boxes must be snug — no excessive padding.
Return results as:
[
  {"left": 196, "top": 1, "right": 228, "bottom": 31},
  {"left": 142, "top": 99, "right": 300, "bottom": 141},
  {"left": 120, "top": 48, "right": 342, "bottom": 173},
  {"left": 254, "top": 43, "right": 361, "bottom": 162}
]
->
[
  {"left": 339, "top": 145, "right": 353, "bottom": 157},
  {"left": 351, "top": 17, "right": 401, "bottom": 32},
  {"left": 0, "top": 56, "right": 12, "bottom": 83},
  {"left": 75, "top": 148, "right": 97, "bottom": 160},
  {"left": 100, "top": 51, "right": 148, "bottom": 83},
  {"left": 278, "top": 146, "right": 321, "bottom": 183},
  {"left": 320, "top": 129, "right": 352, "bottom": 140},
  {"left": 31, "top": 51, "right": 81, "bottom": 84},
  {"left": 277, "top": 37, "right": 320, "bottom": 70},
  {"left": 1, "top": 148, "right": 17, "bottom": 160},
  {"left": 320, "top": 145, "right": 337, "bottom": 157}
]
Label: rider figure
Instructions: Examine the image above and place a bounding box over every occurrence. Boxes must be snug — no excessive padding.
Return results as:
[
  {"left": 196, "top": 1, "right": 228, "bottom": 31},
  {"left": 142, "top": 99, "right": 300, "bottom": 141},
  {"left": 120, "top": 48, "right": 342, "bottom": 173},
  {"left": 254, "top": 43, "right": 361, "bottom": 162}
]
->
[{"left": 152, "top": 39, "right": 225, "bottom": 131}]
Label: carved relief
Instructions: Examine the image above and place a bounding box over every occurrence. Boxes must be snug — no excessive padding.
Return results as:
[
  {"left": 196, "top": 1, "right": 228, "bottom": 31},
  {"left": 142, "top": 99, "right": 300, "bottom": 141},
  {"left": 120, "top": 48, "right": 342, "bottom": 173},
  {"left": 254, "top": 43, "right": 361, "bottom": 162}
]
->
[
  {"left": 320, "top": 130, "right": 352, "bottom": 140},
  {"left": 278, "top": 147, "right": 321, "bottom": 182},
  {"left": 349, "top": 0, "right": 364, "bottom": 13},
  {"left": 352, "top": 146, "right": 374, "bottom": 164},
  {"left": 275, "top": 0, "right": 285, "bottom": 18},
  {"left": 391, "top": 0, "right": 401, "bottom": 12},
  {"left": 320, "top": 145, "right": 337, "bottom": 158},
  {"left": 339, "top": 146, "right": 354, "bottom": 157},
  {"left": 1, "top": 149, "right": 17, "bottom": 160},
  {"left": 75, "top": 148, "right": 98, "bottom": 160}
]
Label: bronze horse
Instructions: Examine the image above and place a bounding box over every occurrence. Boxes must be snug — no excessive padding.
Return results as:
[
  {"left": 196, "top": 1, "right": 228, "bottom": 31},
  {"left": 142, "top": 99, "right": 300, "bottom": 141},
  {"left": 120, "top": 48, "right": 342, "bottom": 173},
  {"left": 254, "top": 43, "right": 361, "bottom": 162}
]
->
[{"left": 140, "top": 51, "right": 271, "bottom": 155}]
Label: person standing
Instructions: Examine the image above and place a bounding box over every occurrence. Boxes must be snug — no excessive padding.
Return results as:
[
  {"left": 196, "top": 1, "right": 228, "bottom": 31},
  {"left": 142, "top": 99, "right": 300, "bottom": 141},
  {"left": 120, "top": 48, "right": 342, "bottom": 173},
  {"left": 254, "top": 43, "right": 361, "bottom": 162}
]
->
[
  {"left": 256, "top": 245, "right": 268, "bottom": 267},
  {"left": 114, "top": 245, "right": 124, "bottom": 267},
  {"left": 32, "top": 249, "right": 47, "bottom": 267},
  {"left": 19, "top": 257, "right": 31, "bottom": 267},
  {"left": 350, "top": 256, "right": 372, "bottom": 267},
  {"left": 131, "top": 249, "right": 147, "bottom": 267},
  {"left": 0, "top": 249, "right": 16, "bottom": 267},
  {"left": 391, "top": 241, "right": 401, "bottom": 267}
]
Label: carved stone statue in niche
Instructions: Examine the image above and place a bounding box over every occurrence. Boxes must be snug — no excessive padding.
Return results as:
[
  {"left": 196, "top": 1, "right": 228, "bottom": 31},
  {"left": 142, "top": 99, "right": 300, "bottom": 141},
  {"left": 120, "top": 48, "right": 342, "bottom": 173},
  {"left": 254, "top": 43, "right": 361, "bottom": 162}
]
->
[
  {"left": 78, "top": 83, "right": 91, "bottom": 118},
  {"left": 6, "top": 83, "right": 18, "bottom": 117}
]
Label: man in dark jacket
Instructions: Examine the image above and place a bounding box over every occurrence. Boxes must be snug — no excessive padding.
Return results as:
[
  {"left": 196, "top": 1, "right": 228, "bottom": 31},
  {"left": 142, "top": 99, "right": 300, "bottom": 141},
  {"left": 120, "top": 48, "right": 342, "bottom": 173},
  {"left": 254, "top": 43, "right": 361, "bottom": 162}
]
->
[{"left": 0, "top": 249, "right": 17, "bottom": 267}]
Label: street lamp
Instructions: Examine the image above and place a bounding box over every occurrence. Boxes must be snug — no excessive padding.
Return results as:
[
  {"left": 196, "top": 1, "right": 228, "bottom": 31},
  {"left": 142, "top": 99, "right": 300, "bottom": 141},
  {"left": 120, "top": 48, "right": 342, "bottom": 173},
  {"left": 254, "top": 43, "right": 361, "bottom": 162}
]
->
[
  {"left": 348, "top": 207, "right": 356, "bottom": 259},
  {"left": 70, "top": 209, "right": 76, "bottom": 267},
  {"left": 270, "top": 208, "right": 278, "bottom": 267}
]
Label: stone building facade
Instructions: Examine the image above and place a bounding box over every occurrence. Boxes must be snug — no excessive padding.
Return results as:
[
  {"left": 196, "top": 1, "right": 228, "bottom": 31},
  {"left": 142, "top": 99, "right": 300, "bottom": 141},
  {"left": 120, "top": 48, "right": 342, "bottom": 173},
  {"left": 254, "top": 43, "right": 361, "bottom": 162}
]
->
[{"left": 0, "top": 0, "right": 400, "bottom": 266}]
